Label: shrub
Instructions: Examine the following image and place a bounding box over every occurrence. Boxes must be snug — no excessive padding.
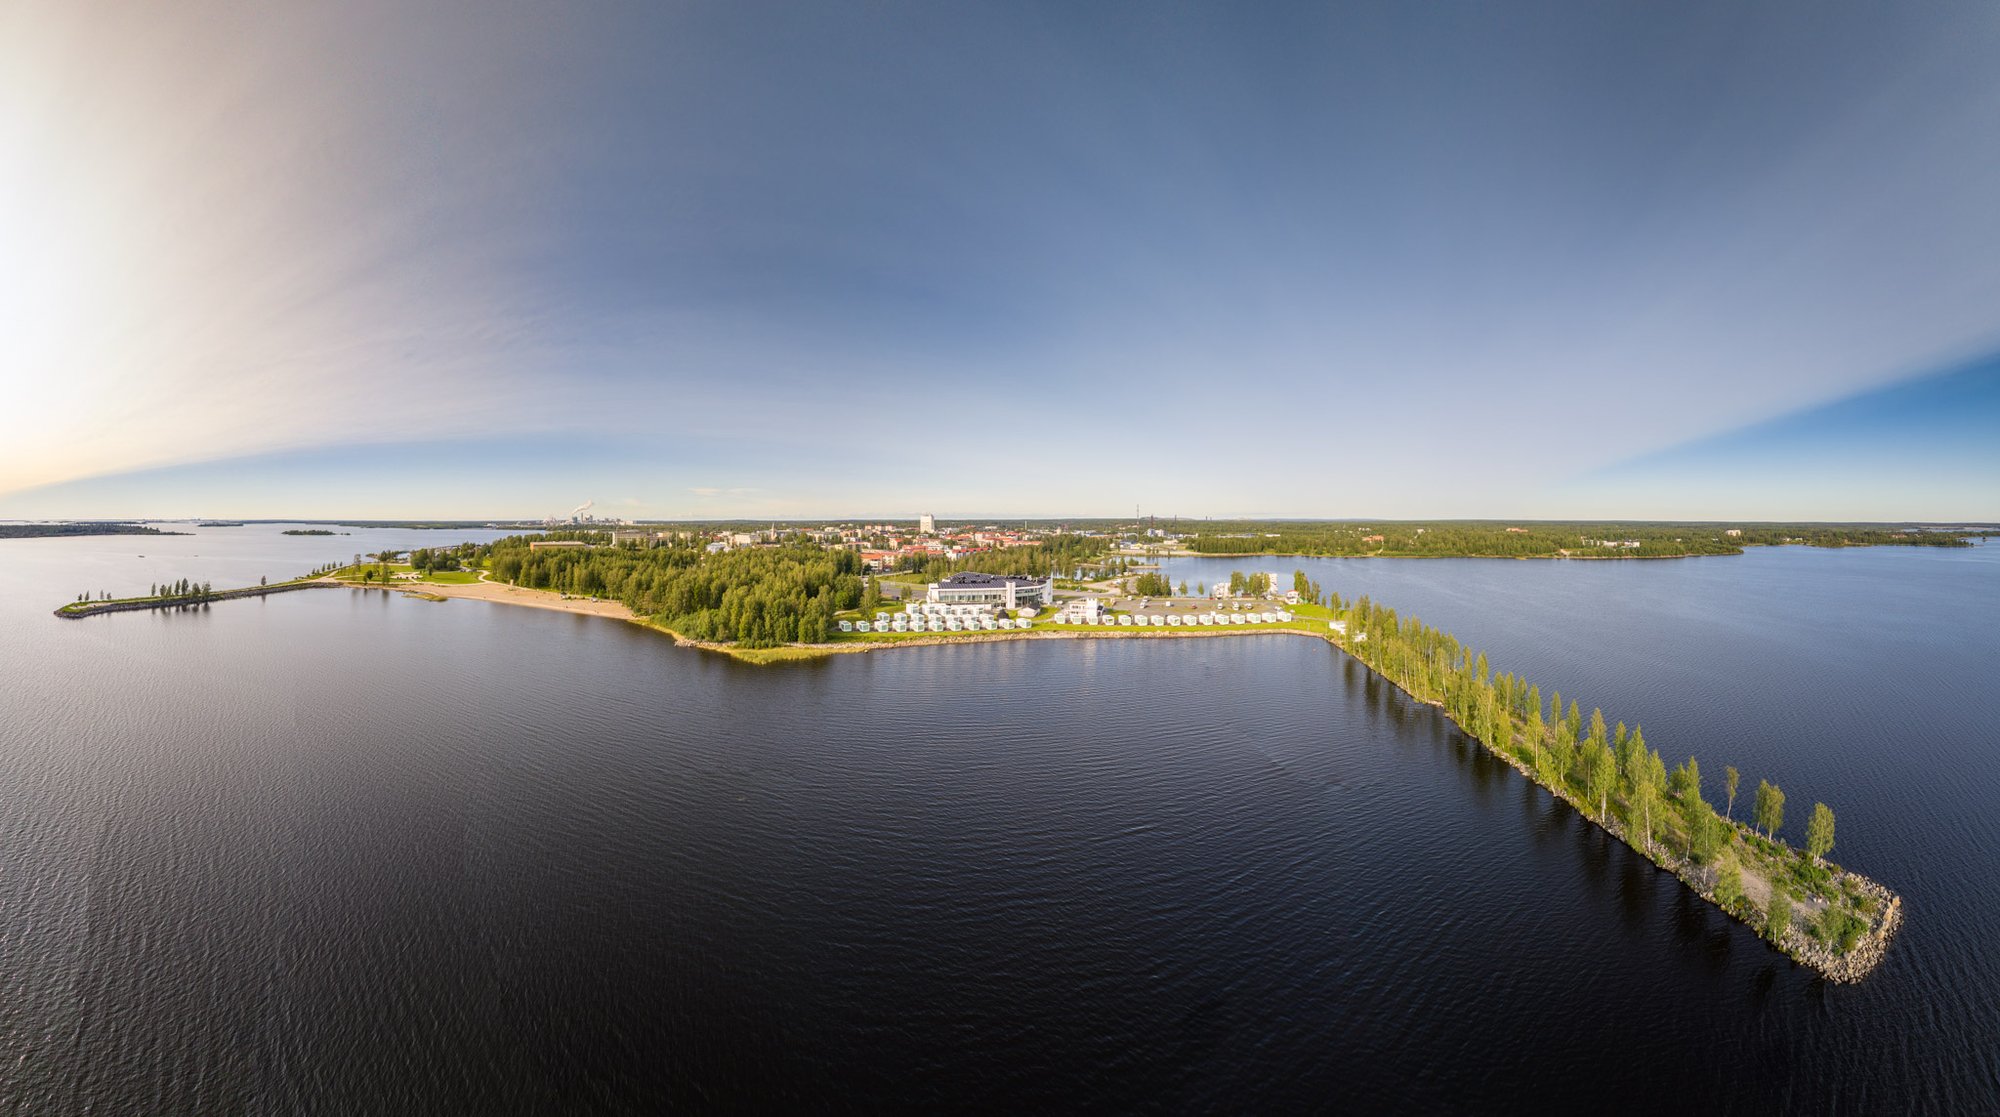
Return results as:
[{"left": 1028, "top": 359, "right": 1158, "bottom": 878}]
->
[
  {"left": 1765, "top": 886, "right": 1793, "bottom": 944},
  {"left": 1818, "top": 907, "right": 1867, "bottom": 953},
  {"left": 1714, "top": 858, "right": 1745, "bottom": 912}
]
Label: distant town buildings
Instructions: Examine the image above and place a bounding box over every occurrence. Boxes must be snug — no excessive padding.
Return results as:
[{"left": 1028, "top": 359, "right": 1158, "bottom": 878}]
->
[
  {"left": 919, "top": 513, "right": 936, "bottom": 535},
  {"left": 609, "top": 530, "right": 679, "bottom": 546}
]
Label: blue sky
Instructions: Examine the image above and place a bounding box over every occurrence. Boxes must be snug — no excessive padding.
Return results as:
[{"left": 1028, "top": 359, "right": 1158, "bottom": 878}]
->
[{"left": 3, "top": 1, "right": 1997, "bottom": 520}]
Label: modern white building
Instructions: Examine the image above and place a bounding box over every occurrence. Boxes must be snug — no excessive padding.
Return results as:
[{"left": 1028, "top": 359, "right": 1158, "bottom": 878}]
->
[
  {"left": 919, "top": 513, "right": 936, "bottom": 535},
  {"left": 926, "top": 571, "right": 1054, "bottom": 609}
]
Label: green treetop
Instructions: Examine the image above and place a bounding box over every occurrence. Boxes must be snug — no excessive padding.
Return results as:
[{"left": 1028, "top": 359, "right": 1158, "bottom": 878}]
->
[
  {"left": 1584, "top": 740, "right": 1618, "bottom": 819},
  {"left": 1766, "top": 884, "right": 1793, "bottom": 944},
  {"left": 1806, "top": 802, "right": 1836, "bottom": 863},
  {"left": 1755, "top": 779, "right": 1786, "bottom": 841},
  {"left": 1715, "top": 855, "right": 1745, "bottom": 911}
]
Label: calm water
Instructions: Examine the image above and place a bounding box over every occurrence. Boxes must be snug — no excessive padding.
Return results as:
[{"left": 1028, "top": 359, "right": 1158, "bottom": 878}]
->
[{"left": 1, "top": 527, "right": 1996, "bottom": 1112}]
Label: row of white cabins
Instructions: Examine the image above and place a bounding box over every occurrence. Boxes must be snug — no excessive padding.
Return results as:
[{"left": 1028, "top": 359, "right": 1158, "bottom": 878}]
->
[
  {"left": 843, "top": 601, "right": 1036, "bottom": 634},
  {"left": 840, "top": 596, "right": 1298, "bottom": 635},
  {"left": 1075, "top": 609, "right": 1296, "bottom": 628}
]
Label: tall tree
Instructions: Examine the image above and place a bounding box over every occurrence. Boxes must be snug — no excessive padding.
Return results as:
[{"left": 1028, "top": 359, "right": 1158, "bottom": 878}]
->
[
  {"left": 1754, "top": 780, "right": 1785, "bottom": 841},
  {"left": 1632, "top": 749, "right": 1667, "bottom": 846},
  {"left": 1766, "top": 884, "right": 1793, "bottom": 944},
  {"left": 1585, "top": 740, "right": 1618, "bottom": 819},
  {"left": 1715, "top": 855, "right": 1745, "bottom": 911},
  {"left": 1724, "top": 766, "right": 1741, "bottom": 821},
  {"left": 1687, "top": 804, "right": 1725, "bottom": 863},
  {"left": 1806, "top": 803, "right": 1836, "bottom": 863}
]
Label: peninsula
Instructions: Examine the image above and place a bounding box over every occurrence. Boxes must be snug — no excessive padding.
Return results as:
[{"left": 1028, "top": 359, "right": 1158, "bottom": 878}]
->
[
  {"left": 466, "top": 531, "right": 1910, "bottom": 979},
  {"left": 50, "top": 528, "right": 1907, "bottom": 981}
]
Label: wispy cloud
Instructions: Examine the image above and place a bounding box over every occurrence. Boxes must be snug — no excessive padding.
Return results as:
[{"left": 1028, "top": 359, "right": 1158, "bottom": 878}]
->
[{"left": 1556, "top": 355, "right": 2000, "bottom": 520}]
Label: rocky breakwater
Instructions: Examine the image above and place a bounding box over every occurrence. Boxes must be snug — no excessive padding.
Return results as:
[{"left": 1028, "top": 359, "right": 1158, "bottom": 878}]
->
[{"left": 1334, "top": 633, "right": 1903, "bottom": 985}]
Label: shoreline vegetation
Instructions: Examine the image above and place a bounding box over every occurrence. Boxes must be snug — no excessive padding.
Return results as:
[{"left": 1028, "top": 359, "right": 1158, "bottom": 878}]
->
[{"left": 51, "top": 530, "right": 1907, "bottom": 980}]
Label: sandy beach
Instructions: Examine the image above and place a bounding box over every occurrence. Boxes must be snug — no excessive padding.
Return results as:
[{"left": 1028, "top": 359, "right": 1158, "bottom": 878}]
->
[{"left": 338, "top": 578, "right": 638, "bottom": 620}]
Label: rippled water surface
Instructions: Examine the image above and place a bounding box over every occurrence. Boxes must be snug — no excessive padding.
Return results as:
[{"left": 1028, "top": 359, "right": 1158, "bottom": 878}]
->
[{"left": 1, "top": 527, "right": 1995, "bottom": 1112}]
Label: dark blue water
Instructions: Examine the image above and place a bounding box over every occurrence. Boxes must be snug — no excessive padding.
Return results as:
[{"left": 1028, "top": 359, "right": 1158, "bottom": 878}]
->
[{"left": 0, "top": 529, "right": 1994, "bottom": 1111}]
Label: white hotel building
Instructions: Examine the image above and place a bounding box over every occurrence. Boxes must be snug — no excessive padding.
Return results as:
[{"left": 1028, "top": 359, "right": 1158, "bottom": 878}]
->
[{"left": 925, "top": 571, "right": 1054, "bottom": 610}]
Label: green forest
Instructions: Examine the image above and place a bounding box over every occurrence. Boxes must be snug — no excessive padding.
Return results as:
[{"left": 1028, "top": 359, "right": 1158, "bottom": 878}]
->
[
  {"left": 1331, "top": 593, "right": 1877, "bottom": 955},
  {"left": 482, "top": 536, "right": 857, "bottom": 646}
]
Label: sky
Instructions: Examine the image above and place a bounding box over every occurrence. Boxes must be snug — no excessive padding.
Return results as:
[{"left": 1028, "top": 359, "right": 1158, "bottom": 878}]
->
[{"left": 3, "top": 0, "right": 1997, "bottom": 522}]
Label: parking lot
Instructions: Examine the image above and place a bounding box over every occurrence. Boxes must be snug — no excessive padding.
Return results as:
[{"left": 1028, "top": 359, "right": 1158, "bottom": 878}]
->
[{"left": 1079, "top": 593, "right": 1289, "bottom": 618}]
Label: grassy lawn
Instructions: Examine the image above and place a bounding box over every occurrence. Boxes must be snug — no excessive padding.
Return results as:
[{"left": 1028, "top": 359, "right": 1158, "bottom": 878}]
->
[
  {"left": 330, "top": 563, "right": 481, "bottom": 584},
  {"left": 58, "top": 596, "right": 154, "bottom": 613},
  {"left": 874, "top": 571, "right": 931, "bottom": 586},
  {"left": 418, "top": 569, "right": 483, "bottom": 583}
]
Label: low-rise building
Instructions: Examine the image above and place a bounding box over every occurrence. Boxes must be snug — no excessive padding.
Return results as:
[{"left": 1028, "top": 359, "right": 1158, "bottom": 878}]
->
[
  {"left": 608, "top": 530, "right": 672, "bottom": 547},
  {"left": 926, "top": 571, "right": 1054, "bottom": 609},
  {"left": 1054, "top": 597, "right": 1104, "bottom": 624}
]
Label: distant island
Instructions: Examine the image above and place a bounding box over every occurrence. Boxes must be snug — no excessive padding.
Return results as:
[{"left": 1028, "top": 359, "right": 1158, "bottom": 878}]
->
[
  {"left": 2, "top": 523, "right": 184, "bottom": 539},
  {"left": 282, "top": 528, "right": 346, "bottom": 536},
  {"left": 196, "top": 521, "right": 245, "bottom": 528},
  {"left": 1133, "top": 519, "right": 1978, "bottom": 558}
]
